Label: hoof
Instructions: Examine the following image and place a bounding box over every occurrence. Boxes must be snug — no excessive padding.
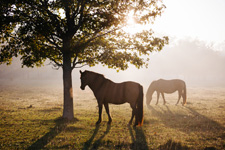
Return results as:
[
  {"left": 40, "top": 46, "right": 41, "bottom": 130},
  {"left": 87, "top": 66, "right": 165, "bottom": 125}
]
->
[
  {"left": 133, "top": 124, "right": 138, "bottom": 128},
  {"left": 133, "top": 121, "right": 138, "bottom": 127},
  {"left": 128, "top": 121, "right": 132, "bottom": 126},
  {"left": 96, "top": 120, "right": 101, "bottom": 125},
  {"left": 107, "top": 121, "right": 112, "bottom": 125}
]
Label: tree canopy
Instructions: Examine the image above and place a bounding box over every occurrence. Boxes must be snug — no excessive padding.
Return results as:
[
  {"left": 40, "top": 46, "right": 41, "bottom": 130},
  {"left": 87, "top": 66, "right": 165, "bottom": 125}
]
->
[{"left": 0, "top": 0, "right": 168, "bottom": 70}]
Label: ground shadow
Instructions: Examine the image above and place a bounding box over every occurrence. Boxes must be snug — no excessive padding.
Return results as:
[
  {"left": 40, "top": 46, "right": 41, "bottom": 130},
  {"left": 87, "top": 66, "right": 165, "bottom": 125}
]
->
[
  {"left": 147, "top": 104, "right": 225, "bottom": 149},
  {"left": 128, "top": 126, "right": 149, "bottom": 150},
  {"left": 158, "top": 139, "right": 190, "bottom": 150},
  {"left": 158, "top": 139, "right": 217, "bottom": 150},
  {"left": 147, "top": 105, "right": 225, "bottom": 134},
  {"left": 185, "top": 106, "right": 225, "bottom": 131},
  {"left": 27, "top": 117, "right": 77, "bottom": 150},
  {"left": 83, "top": 124, "right": 111, "bottom": 150}
]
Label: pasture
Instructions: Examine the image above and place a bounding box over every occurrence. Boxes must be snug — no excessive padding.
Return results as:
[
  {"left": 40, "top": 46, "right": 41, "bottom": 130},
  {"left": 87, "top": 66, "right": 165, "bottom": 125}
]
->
[{"left": 0, "top": 85, "right": 224, "bottom": 149}]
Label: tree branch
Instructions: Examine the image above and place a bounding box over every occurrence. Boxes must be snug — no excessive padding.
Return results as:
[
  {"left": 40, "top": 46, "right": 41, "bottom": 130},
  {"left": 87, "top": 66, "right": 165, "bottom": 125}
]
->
[
  {"left": 78, "top": 26, "right": 123, "bottom": 51},
  {"left": 40, "top": 0, "right": 64, "bottom": 37},
  {"left": 71, "top": 0, "right": 87, "bottom": 36},
  {"left": 44, "top": 35, "right": 62, "bottom": 51},
  {"left": 71, "top": 53, "right": 78, "bottom": 69},
  {"left": 74, "top": 64, "right": 88, "bottom": 68},
  {"left": 47, "top": 62, "right": 61, "bottom": 70}
]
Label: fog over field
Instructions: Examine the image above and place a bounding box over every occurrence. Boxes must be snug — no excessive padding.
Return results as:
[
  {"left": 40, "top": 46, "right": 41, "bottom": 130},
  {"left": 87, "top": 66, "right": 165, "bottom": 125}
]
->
[{"left": 1, "top": 38, "right": 225, "bottom": 89}]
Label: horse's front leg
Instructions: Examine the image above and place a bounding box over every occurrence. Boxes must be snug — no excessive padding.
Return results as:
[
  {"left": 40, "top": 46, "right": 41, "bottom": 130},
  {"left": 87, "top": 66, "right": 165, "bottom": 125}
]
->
[
  {"left": 96, "top": 104, "right": 103, "bottom": 124},
  {"left": 156, "top": 91, "right": 160, "bottom": 105},
  {"left": 104, "top": 103, "right": 112, "bottom": 124},
  {"left": 161, "top": 93, "right": 166, "bottom": 105}
]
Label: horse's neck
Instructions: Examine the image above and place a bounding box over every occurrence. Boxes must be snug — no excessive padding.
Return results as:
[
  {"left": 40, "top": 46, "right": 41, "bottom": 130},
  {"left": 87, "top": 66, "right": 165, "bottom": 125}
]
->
[
  {"left": 88, "top": 75, "right": 107, "bottom": 93},
  {"left": 147, "top": 85, "right": 155, "bottom": 96}
]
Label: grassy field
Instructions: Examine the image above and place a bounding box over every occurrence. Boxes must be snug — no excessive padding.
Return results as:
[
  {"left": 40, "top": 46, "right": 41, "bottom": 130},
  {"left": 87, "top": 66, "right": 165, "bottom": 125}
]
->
[{"left": 0, "top": 85, "right": 224, "bottom": 149}]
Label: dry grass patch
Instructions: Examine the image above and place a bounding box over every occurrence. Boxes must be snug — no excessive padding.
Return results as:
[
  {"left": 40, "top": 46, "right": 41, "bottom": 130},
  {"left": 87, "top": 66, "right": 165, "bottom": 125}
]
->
[{"left": 0, "top": 86, "right": 224, "bottom": 149}]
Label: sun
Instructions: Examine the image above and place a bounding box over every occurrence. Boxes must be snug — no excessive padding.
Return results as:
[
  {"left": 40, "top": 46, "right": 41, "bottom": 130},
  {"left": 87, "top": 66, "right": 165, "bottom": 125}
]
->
[
  {"left": 127, "top": 12, "right": 136, "bottom": 26},
  {"left": 123, "top": 11, "right": 149, "bottom": 35}
]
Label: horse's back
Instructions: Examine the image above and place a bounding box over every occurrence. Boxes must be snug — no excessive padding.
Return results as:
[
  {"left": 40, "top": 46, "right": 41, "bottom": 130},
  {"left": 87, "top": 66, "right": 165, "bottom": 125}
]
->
[
  {"left": 170, "top": 79, "right": 185, "bottom": 88},
  {"left": 123, "top": 81, "right": 140, "bottom": 100},
  {"left": 102, "top": 81, "right": 140, "bottom": 104},
  {"left": 155, "top": 79, "right": 185, "bottom": 93}
]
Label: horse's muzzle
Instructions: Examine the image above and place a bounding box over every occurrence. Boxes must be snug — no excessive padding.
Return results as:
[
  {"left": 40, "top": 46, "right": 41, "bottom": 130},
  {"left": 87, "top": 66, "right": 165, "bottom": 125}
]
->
[{"left": 80, "top": 86, "right": 85, "bottom": 90}]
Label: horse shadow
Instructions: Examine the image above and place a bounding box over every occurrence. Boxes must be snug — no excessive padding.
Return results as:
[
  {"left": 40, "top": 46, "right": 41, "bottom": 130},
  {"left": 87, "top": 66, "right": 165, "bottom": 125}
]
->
[
  {"left": 27, "top": 117, "right": 78, "bottom": 150},
  {"left": 158, "top": 139, "right": 190, "bottom": 150},
  {"left": 128, "top": 126, "right": 149, "bottom": 150},
  {"left": 83, "top": 124, "right": 148, "bottom": 150},
  {"left": 158, "top": 139, "right": 217, "bottom": 150},
  {"left": 147, "top": 105, "right": 225, "bottom": 135},
  {"left": 83, "top": 124, "right": 111, "bottom": 150}
]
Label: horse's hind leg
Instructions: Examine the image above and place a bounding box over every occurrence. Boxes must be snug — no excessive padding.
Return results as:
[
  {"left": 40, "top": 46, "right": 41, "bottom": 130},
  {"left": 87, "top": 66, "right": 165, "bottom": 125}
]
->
[
  {"left": 129, "top": 103, "right": 136, "bottom": 125},
  {"left": 104, "top": 103, "right": 112, "bottom": 124},
  {"left": 176, "top": 90, "right": 182, "bottom": 105},
  {"left": 129, "top": 109, "right": 135, "bottom": 125},
  {"left": 161, "top": 93, "right": 166, "bottom": 105}
]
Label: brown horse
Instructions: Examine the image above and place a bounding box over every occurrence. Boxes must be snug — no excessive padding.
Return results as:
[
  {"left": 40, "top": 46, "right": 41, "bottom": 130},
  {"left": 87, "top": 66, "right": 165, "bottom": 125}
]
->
[
  {"left": 80, "top": 70, "right": 144, "bottom": 126},
  {"left": 146, "top": 79, "right": 186, "bottom": 105}
]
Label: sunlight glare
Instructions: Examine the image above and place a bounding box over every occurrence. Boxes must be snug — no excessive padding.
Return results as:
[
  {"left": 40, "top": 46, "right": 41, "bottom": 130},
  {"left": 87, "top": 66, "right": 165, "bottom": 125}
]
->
[
  {"left": 123, "top": 10, "right": 150, "bottom": 35},
  {"left": 127, "top": 11, "right": 136, "bottom": 26}
]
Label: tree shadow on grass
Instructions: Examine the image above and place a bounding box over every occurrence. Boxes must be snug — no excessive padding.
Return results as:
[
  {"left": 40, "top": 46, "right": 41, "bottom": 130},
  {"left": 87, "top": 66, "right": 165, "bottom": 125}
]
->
[
  {"left": 27, "top": 117, "right": 78, "bottom": 150},
  {"left": 128, "top": 125, "right": 149, "bottom": 150},
  {"left": 83, "top": 124, "right": 111, "bottom": 150}
]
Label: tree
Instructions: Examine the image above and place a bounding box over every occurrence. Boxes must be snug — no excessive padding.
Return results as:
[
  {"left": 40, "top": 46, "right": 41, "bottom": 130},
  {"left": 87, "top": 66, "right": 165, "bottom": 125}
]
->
[{"left": 0, "top": 0, "right": 168, "bottom": 120}]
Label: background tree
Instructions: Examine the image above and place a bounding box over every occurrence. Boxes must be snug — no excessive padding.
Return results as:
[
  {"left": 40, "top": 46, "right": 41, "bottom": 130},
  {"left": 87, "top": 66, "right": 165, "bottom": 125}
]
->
[{"left": 0, "top": 0, "right": 168, "bottom": 120}]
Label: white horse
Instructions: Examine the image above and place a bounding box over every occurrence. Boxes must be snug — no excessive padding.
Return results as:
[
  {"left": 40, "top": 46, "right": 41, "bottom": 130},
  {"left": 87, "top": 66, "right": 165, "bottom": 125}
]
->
[{"left": 146, "top": 79, "right": 186, "bottom": 105}]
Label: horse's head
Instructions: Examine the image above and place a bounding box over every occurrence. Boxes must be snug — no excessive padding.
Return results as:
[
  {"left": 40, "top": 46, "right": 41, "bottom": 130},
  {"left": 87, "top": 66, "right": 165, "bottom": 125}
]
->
[
  {"left": 146, "top": 94, "right": 152, "bottom": 105},
  {"left": 80, "top": 70, "right": 89, "bottom": 90},
  {"left": 80, "top": 70, "right": 103, "bottom": 90}
]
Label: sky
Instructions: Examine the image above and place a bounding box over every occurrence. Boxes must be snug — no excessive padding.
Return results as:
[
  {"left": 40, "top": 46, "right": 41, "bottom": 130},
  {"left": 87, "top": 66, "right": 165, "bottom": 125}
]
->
[{"left": 152, "top": 0, "right": 225, "bottom": 50}]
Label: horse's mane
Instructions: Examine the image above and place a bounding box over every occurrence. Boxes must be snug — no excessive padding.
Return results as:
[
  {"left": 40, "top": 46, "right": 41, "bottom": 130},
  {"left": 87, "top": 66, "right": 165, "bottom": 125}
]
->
[
  {"left": 85, "top": 70, "right": 117, "bottom": 85},
  {"left": 85, "top": 70, "right": 105, "bottom": 79}
]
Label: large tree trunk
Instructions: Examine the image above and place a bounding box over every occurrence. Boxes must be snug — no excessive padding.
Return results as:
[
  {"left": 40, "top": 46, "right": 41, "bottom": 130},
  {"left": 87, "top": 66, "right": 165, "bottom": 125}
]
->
[{"left": 62, "top": 51, "right": 74, "bottom": 120}]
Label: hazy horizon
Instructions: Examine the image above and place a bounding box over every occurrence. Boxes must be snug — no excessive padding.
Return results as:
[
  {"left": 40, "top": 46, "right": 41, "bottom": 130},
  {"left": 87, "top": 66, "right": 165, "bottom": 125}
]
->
[{"left": 1, "top": 38, "right": 225, "bottom": 90}]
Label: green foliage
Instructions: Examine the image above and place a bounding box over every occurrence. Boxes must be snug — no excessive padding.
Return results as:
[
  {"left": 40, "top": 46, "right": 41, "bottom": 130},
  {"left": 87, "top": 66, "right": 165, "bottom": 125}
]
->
[{"left": 0, "top": 0, "right": 168, "bottom": 70}]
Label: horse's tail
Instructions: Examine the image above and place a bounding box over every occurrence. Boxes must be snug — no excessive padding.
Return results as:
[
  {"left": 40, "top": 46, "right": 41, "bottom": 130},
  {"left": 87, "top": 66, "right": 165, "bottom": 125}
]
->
[
  {"left": 183, "top": 82, "right": 187, "bottom": 105},
  {"left": 137, "top": 85, "right": 144, "bottom": 126}
]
